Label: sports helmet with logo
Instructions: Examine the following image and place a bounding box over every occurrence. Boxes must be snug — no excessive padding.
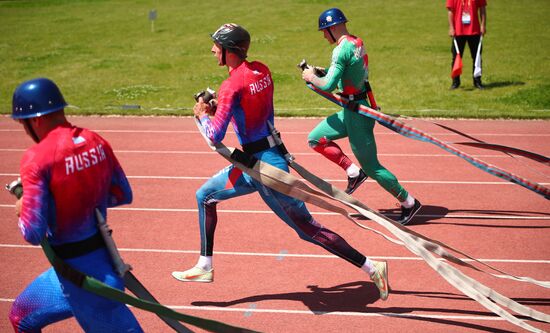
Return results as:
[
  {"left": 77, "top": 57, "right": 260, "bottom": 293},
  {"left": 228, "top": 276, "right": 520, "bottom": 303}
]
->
[{"left": 318, "top": 8, "right": 348, "bottom": 30}]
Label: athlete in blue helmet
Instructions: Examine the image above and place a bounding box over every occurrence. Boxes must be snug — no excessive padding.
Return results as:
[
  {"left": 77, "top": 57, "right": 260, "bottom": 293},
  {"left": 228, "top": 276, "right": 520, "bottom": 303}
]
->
[
  {"left": 301, "top": 8, "right": 422, "bottom": 225},
  {"left": 317, "top": 7, "right": 349, "bottom": 40},
  {"left": 8, "top": 78, "right": 143, "bottom": 332}
]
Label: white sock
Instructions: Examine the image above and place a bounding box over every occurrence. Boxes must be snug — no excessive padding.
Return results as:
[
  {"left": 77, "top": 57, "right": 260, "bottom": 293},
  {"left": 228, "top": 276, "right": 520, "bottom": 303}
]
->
[
  {"left": 361, "top": 258, "right": 377, "bottom": 276},
  {"left": 346, "top": 164, "right": 360, "bottom": 178},
  {"left": 401, "top": 194, "right": 415, "bottom": 208},
  {"left": 196, "top": 256, "right": 212, "bottom": 270}
]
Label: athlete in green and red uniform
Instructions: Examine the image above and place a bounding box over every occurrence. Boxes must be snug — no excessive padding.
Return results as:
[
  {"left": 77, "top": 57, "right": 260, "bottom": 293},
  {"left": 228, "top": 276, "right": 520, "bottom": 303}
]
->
[{"left": 302, "top": 8, "right": 421, "bottom": 225}]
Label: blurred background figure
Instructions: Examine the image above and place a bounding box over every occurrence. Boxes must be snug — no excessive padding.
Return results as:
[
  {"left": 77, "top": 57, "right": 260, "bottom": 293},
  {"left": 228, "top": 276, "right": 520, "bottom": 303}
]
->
[{"left": 447, "top": 0, "right": 487, "bottom": 89}]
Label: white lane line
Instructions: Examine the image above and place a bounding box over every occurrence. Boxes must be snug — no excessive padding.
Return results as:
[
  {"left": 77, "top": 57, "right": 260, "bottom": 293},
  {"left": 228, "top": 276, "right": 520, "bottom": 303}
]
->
[
  {"left": 0, "top": 205, "right": 549, "bottom": 220},
  {"left": 0, "top": 173, "right": 547, "bottom": 186},
  {"left": 162, "top": 306, "right": 525, "bottom": 321},
  {"left": 1, "top": 128, "right": 549, "bottom": 137},
  {"left": 0, "top": 148, "right": 526, "bottom": 158},
  {"left": 0, "top": 297, "right": 526, "bottom": 321},
  {"left": 1, "top": 243, "right": 549, "bottom": 264},
  {"left": 110, "top": 208, "right": 550, "bottom": 220}
]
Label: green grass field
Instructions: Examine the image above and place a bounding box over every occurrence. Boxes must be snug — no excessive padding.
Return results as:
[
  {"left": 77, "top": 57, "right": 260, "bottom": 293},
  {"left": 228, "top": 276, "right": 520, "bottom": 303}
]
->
[{"left": 1, "top": 0, "right": 549, "bottom": 119}]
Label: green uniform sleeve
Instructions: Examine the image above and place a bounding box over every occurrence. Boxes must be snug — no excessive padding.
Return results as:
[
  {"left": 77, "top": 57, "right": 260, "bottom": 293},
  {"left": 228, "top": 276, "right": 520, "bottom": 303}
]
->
[
  {"left": 314, "top": 38, "right": 367, "bottom": 93},
  {"left": 318, "top": 43, "right": 348, "bottom": 92}
]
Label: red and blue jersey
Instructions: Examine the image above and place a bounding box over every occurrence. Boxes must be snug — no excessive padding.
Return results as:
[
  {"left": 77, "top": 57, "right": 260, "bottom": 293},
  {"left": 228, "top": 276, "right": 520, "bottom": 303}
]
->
[
  {"left": 18, "top": 123, "right": 132, "bottom": 246},
  {"left": 199, "top": 61, "right": 275, "bottom": 145}
]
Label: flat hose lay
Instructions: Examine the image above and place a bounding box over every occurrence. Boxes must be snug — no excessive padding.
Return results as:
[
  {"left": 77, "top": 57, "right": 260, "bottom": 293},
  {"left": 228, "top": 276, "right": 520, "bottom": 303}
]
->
[{"left": 195, "top": 117, "right": 550, "bottom": 333}]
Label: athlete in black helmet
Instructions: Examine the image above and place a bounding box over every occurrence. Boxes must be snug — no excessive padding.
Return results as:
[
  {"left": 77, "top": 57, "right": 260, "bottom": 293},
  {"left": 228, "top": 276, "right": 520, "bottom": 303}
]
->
[
  {"left": 172, "top": 23, "right": 390, "bottom": 301},
  {"left": 210, "top": 23, "right": 250, "bottom": 64}
]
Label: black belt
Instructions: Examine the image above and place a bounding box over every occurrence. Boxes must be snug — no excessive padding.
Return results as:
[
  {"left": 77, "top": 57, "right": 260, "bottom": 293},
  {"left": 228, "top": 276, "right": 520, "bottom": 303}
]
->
[
  {"left": 238, "top": 131, "right": 293, "bottom": 167},
  {"left": 233, "top": 134, "right": 278, "bottom": 168},
  {"left": 230, "top": 149, "right": 258, "bottom": 168},
  {"left": 338, "top": 90, "right": 367, "bottom": 112},
  {"left": 337, "top": 90, "right": 367, "bottom": 101},
  {"left": 51, "top": 232, "right": 105, "bottom": 259},
  {"left": 241, "top": 135, "right": 278, "bottom": 155}
]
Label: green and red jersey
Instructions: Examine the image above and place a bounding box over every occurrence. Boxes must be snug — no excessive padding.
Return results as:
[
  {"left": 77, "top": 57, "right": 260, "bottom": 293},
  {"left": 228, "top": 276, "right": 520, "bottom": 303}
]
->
[{"left": 317, "top": 35, "right": 369, "bottom": 96}]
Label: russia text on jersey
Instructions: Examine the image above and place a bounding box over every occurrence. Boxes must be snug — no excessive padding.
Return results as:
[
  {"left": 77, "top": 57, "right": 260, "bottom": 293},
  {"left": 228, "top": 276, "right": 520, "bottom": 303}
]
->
[
  {"left": 64, "top": 144, "right": 107, "bottom": 175},
  {"left": 249, "top": 74, "right": 272, "bottom": 95}
]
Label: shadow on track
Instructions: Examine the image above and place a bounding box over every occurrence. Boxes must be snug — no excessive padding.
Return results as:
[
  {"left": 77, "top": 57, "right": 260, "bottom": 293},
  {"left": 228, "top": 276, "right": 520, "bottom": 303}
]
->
[
  {"left": 193, "top": 281, "right": 380, "bottom": 313},
  {"left": 369, "top": 205, "right": 550, "bottom": 228},
  {"left": 191, "top": 281, "right": 544, "bottom": 332}
]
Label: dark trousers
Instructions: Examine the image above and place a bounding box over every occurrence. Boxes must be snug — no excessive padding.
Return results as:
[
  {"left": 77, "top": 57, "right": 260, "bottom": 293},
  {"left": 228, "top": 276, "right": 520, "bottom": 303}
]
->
[{"left": 451, "top": 34, "right": 482, "bottom": 78}]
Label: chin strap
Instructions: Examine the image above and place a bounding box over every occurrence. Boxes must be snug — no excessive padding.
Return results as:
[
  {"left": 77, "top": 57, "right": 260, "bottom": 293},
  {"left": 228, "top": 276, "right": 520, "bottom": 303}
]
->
[
  {"left": 22, "top": 119, "right": 40, "bottom": 143},
  {"left": 328, "top": 29, "right": 336, "bottom": 43}
]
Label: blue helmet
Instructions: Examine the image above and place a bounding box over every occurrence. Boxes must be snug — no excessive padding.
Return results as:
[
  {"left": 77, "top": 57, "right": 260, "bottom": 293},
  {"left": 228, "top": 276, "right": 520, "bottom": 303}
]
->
[
  {"left": 12, "top": 78, "right": 67, "bottom": 119},
  {"left": 318, "top": 8, "right": 348, "bottom": 30}
]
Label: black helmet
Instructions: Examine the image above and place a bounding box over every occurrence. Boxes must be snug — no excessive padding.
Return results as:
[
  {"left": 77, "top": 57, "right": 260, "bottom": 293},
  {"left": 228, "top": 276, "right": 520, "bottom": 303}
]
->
[{"left": 211, "top": 23, "right": 250, "bottom": 59}]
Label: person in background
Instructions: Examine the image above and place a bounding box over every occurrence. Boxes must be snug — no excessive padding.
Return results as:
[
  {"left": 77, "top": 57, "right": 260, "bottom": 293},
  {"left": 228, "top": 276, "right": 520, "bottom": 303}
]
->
[{"left": 447, "top": 0, "right": 487, "bottom": 89}]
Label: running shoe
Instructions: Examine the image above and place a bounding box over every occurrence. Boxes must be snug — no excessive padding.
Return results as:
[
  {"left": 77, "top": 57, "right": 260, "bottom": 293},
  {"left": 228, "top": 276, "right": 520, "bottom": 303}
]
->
[
  {"left": 370, "top": 260, "right": 389, "bottom": 301},
  {"left": 397, "top": 199, "right": 422, "bottom": 225},
  {"left": 345, "top": 169, "right": 368, "bottom": 194},
  {"left": 172, "top": 266, "right": 213, "bottom": 283}
]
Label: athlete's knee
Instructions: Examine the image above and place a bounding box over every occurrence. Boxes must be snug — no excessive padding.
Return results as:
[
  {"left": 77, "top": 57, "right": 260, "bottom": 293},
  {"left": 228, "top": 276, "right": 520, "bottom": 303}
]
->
[
  {"left": 9, "top": 300, "right": 22, "bottom": 332},
  {"left": 367, "top": 167, "right": 397, "bottom": 183},
  {"left": 308, "top": 136, "right": 329, "bottom": 150},
  {"left": 295, "top": 218, "right": 339, "bottom": 246},
  {"left": 293, "top": 217, "right": 323, "bottom": 241},
  {"left": 196, "top": 186, "right": 214, "bottom": 206},
  {"left": 360, "top": 162, "right": 383, "bottom": 178},
  {"left": 307, "top": 137, "right": 319, "bottom": 149},
  {"left": 195, "top": 188, "right": 206, "bottom": 204},
  {"left": 8, "top": 306, "right": 21, "bottom": 333},
  {"left": 293, "top": 230, "right": 317, "bottom": 245},
  {"left": 9, "top": 303, "right": 40, "bottom": 333}
]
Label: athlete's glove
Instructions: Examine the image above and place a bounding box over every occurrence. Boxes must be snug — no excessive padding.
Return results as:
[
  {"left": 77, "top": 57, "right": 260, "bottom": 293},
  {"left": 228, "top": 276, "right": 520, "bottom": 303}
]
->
[
  {"left": 5, "top": 178, "right": 23, "bottom": 199},
  {"left": 193, "top": 88, "right": 217, "bottom": 116}
]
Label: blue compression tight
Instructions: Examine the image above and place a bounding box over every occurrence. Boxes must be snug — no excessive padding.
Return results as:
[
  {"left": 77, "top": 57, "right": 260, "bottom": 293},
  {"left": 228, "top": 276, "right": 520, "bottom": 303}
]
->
[
  {"left": 9, "top": 248, "right": 142, "bottom": 333},
  {"left": 195, "top": 147, "right": 366, "bottom": 268}
]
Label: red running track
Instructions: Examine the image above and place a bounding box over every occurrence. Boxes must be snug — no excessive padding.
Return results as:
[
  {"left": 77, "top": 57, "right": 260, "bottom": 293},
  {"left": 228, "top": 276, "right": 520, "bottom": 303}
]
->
[{"left": 0, "top": 116, "right": 549, "bottom": 332}]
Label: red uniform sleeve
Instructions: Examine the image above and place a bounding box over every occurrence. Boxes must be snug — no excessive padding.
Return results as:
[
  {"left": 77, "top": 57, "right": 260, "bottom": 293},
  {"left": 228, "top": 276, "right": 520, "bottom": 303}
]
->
[
  {"left": 18, "top": 151, "right": 51, "bottom": 245},
  {"left": 104, "top": 141, "right": 132, "bottom": 207},
  {"left": 200, "top": 79, "right": 239, "bottom": 144}
]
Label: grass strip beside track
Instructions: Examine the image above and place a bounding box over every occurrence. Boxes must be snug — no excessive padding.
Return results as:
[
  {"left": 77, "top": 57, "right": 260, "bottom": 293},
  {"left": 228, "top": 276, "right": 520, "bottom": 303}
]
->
[{"left": 1, "top": 0, "right": 549, "bottom": 118}]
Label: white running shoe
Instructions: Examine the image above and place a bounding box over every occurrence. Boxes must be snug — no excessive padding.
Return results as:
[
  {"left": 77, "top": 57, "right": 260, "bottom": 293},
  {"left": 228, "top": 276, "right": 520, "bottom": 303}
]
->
[
  {"left": 172, "top": 266, "right": 213, "bottom": 283},
  {"left": 369, "top": 260, "right": 389, "bottom": 301}
]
